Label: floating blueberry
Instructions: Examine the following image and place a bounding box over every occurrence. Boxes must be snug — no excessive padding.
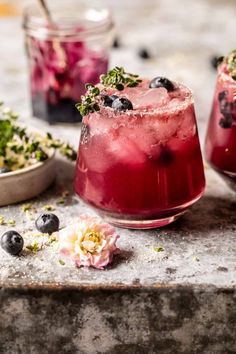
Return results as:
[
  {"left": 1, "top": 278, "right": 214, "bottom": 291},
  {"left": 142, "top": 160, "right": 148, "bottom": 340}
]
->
[
  {"left": 159, "top": 145, "right": 174, "bottom": 165},
  {"left": 0, "top": 167, "right": 11, "bottom": 174},
  {"left": 138, "top": 48, "right": 151, "bottom": 60},
  {"left": 35, "top": 213, "right": 60, "bottom": 234},
  {"left": 102, "top": 95, "right": 119, "bottom": 107},
  {"left": 112, "top": 97, "right": 133, "bottom": 111},
  {"left": 1, "top": 231, "right": 24, "bottom": 256},
  {"left": 149, "top": 77, "right": 175, "bottom": 91}
]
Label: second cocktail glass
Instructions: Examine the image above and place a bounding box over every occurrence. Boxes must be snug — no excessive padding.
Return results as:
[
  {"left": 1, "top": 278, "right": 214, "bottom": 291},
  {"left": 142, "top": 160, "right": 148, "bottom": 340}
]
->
[
  {"left": 205, "top": 51, "right": 236, "bottom": 190},
  {"left": 74, "top": 69, "right": 205, "bottom": 229}
]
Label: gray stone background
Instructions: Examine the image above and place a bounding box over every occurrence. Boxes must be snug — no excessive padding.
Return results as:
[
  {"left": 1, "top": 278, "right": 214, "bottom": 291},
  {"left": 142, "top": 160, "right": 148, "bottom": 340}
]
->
[{"left": 1, "top": 1, "right": 236, "bottom": 353}]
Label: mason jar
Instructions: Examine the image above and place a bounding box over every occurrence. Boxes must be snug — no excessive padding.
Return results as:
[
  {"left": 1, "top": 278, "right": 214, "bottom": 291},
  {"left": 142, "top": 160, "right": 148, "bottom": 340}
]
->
[{"left": 23, "top": 4, "right": 113, "bottom": 124}]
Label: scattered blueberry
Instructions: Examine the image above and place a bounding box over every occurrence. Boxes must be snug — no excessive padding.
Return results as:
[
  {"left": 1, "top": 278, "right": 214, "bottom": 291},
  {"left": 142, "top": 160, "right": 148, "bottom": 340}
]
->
[
  {"left": 112, "top": 97, "right": 133, "bottom": 111},
  {"left": 102, "top": 95, "right": 119, "bottom": 107},
  {"left": 138, "top": 48, "right": 151, "bottom": 60},
  {"left": 35, "top": 213, "right": 60, "bottom": 234},
  {"left": 1, "top": 231, "right": 24, "bottom": 256},
  {"left": 0, "top": 167, "right": 11, "bottom": 174},
  {"left": 112, "top": 37, "right": 121, "bottom": 49},
  {"left": 149, "top": 77, "right": 175, "bottom": 91}
]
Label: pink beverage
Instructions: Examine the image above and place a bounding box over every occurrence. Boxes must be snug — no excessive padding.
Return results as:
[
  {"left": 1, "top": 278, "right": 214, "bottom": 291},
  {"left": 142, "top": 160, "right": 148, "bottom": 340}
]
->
[
  {"left": 205, "top": 51, "right": 236, "bottom": 190},
  {"left": 74, "top": 72, "right": 205, "bottom": 229},
  {"left": 23, "top": 6, "right": 112, "bottom": 124}
]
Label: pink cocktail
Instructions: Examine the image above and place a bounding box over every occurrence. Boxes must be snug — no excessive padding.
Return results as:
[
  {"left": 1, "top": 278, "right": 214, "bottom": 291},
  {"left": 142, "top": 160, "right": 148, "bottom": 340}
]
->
[
  {"left": 75, "top": 74, "right": 205, "bottom": 229},
  {"left": 205, "top": 51, "right": 236, "bottom": 190}
]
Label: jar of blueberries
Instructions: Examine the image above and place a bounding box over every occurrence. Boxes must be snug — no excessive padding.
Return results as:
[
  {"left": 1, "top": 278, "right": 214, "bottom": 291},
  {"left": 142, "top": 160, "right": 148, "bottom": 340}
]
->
[{"left": 23, "top": 4, "right": 113, "bottom": 124}]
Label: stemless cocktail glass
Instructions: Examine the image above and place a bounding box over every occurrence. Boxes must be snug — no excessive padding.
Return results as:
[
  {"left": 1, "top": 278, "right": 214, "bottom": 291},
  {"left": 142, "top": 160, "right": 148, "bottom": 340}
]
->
[
  {"left": 23, "top": 4, "right": 113, "bottom": 124},
  {"left": 74, "top": 74, "right": 205, "bottom": 229},
  {"left": 205, "top": 51, "right": 236, "bottom": 190}
]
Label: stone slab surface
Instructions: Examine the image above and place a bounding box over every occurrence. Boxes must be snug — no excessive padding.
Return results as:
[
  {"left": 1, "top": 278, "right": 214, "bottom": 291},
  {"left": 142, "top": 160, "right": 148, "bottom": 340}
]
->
[{"left": 1, "top": 0, "right": 236, "bottom": 353}]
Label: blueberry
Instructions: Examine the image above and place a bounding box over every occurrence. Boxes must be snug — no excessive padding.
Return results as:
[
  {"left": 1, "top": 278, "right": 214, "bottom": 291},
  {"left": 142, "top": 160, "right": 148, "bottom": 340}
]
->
[
  {"left": 149, "top": 77, "right": 175, "bottom": 91},
  {"left": 219, "top": 117, "right": 232, "bottom": 129},
  {"left": 35, "top": 213, "right": 59, "bottom": 234},
  {"left": 138, "top": 48, "right": 151, "bottom": 60},
  {"left": 112, "top": 97, "right": 133, "bottom": 111},
  {"left": 210, "top": 55, "right": 224, "bottom": 70},
  {"left": 218, "top": 91, "right": 228, "bottom": 102},
  {"left": 159, "top": 145, "right": 174, "bottom": 165},
  {"left": 112, "top": 37, "right": 120, "bottom": 49},
  {"left": 1, "top": 231, "right": 24, "bottom": 256},
  {"left": 0, "top": 167, "right": 11, "bottom": 174},
  {"left": 102, "top": 95, "right": 118, "bottom": 107}
]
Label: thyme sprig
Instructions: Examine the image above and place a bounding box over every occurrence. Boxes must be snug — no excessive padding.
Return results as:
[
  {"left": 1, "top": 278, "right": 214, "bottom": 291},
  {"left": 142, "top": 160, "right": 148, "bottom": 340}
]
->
[
  {"left": 0, "top": 103, "right": 77, "bottom": 171},
  {"left": 76, "top": 84, "right": 100, "bottom": 117},
  {"left": 76, "top": 67, "right": 142, "bottom": 117},
  {"left": 100, "top": 66, "right": 142, "bottom": 91}
]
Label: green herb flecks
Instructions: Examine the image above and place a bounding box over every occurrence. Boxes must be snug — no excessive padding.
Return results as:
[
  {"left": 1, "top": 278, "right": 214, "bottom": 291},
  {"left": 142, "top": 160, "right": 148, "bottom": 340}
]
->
[
  {"left": 0, "top": 103, "right": 77, "bottom": 170},
  {"left": 76, "top": 67, "right": 142, "bottom": 116},
  {"left": 59, "top": 259, "right": 65, "bottom": 266},
  {"left": 42, "top": 204, "right": 55, "bottom": 212},
  {"left": 26, "top": 241, "right": 40, "bottom": 253},
  {"left": 153, "top": 246, "right": 165, "bottom": 253}
]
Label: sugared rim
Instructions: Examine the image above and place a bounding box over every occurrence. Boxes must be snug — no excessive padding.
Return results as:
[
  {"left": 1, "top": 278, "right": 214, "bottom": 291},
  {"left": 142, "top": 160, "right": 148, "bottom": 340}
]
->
[
  {"left": 97, "top": 80, "right": 194, "bottom": 117},
  {"left": 218, "top": 63, "right": 236, "bottom": 85},
  {"left": 23, "top": 4, "right": 114, "bottom": 40}
]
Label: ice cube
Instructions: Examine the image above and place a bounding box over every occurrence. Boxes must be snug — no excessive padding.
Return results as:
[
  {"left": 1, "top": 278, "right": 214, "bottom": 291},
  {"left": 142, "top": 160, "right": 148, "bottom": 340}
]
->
[
  {"left": 131, "top": 87, "right": 170, "bottom": 109},
  {"left": 109, "top": 134, "right": 146, "bottom": 166}
]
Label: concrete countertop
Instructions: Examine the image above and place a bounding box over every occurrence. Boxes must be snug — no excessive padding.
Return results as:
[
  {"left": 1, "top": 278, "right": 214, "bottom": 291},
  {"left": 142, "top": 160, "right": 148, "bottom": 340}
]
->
[{"left": 0, "top": 1, "right": 236, "bottom": 353}]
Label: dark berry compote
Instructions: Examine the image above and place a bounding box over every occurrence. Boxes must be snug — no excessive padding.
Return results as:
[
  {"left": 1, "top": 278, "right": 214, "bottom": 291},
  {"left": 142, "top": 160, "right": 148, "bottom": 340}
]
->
[
  {"left": 74, "top": 70, "right": 205, "bottom": 229},
  {"left": 205, "top": 51, "right": 236, "bottom": 190}
]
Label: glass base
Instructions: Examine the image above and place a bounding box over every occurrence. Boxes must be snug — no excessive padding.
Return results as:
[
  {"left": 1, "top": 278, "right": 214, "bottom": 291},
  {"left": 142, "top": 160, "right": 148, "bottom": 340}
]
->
[
  {"left": 76, "top": 191, "right": 204, "bottom": 229},
  {"left": 98, "top": 210, "right": 186, "bottom": 229},
  {"left": 207, "top": 161, "right": 236, "bottom": 192}
]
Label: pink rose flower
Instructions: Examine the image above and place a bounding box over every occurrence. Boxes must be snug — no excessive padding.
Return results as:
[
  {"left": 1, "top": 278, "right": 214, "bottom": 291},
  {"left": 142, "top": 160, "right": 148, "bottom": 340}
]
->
[{"left": 58, "top": 215, "right": 119, "bottom": 269}]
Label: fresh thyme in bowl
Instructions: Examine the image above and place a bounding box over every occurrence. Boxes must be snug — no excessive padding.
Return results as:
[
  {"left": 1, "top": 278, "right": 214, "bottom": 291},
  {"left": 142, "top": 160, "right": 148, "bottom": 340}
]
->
[
  {"left": 76, "top": 66, "right": 142, "bottom": 117},
  {"left": 0, "top": 102, "right": 77, "bottom": 172}
]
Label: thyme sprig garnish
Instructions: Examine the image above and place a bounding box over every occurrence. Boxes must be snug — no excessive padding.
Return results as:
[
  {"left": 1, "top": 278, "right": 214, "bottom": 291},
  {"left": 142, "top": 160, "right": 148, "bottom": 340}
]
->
[
  {"left": 225, "top": 50, "right": 236, "bottom": 80},
  {"left": 76, "top": 67, "right": 142, "bottom": 117},
  {"left": 76, "top": 84, "right": 100, "bottom": 117},
  {"left": 0, "top": 103, "right": 77, "bottom": 171},
  {"left": 100, "top": 66, "right": 142, "bottom": 90}
]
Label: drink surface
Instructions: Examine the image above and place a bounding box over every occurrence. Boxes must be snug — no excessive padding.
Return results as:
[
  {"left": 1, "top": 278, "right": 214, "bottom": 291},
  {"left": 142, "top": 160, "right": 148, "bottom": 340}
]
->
[
  {"left": 205, "top": 62, "right": 236, "bottom": 186},
  {"left": 75, "top": 78, "right": 205, "bottom": 220}
]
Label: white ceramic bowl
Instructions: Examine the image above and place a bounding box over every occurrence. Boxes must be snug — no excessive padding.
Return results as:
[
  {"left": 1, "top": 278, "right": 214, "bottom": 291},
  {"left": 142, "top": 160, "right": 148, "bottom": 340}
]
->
[{"left": 0, "top": 149, "right": 56, "bottom": 206}]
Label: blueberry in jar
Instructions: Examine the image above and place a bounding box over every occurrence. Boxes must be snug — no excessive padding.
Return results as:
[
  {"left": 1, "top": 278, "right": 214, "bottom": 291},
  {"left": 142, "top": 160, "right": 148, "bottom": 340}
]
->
[
  {"left": 112, "top": 97, "right": 133, "bottom": 111},
  {"left": 1, "top": 231, "right": 24, "bottom": 256},
  {"left": 149, "top": 77, "right": 175, "bottom": 91},
  {"left": 35, "top": 213, "right": 60, "bottom": 234}
]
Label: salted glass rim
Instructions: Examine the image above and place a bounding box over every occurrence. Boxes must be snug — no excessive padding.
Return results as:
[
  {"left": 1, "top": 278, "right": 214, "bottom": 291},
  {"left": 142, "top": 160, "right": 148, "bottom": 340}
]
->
[{"left": 95, "top": 81, "right": 194, "bottom": 118}]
